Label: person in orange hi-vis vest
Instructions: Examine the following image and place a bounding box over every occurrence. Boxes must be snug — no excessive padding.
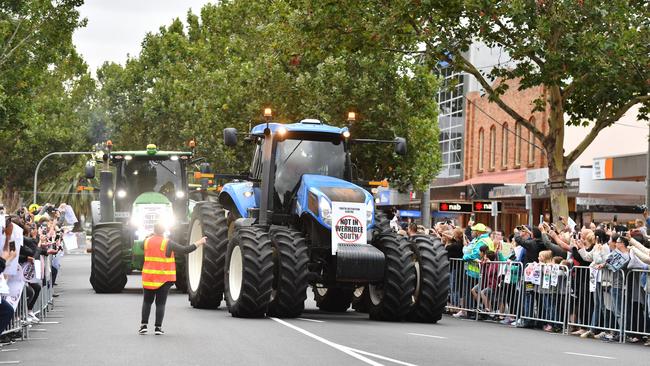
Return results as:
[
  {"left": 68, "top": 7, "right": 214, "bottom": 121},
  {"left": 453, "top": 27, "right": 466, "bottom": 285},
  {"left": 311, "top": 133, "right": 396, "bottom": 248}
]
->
[{"left": 139, "top": 222, "right": 205, "bottom": 335}]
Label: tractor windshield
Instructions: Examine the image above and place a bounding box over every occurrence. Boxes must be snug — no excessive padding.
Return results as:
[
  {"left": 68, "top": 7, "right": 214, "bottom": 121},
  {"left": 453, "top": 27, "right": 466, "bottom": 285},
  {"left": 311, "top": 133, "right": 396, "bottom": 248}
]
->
[
  {"left": 274, "top": 139, "right": 345, "bottom": 205},
  {"left": 115, "top": 158, "right": 185, "bottom": 211}
]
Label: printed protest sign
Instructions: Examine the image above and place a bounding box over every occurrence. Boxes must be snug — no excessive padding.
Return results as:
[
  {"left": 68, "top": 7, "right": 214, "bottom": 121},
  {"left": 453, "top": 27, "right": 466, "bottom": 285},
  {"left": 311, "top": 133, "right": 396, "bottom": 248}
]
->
[{"left": 331, "top": 202, "right": 367, "bottom": 255}]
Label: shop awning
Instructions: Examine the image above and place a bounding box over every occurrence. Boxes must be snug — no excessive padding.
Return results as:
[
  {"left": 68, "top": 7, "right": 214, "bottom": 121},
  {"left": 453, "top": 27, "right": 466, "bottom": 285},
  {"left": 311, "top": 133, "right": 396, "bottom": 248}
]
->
[{"left": 451, "top": 170, "right": 527, "bottom": 186}]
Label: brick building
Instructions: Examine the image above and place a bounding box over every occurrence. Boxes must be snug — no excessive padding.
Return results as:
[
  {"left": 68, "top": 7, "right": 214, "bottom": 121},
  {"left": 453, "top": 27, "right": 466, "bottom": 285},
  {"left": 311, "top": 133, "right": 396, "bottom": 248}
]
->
[{"left": 430, "top": 78, "right": 550, "bottom": 234}]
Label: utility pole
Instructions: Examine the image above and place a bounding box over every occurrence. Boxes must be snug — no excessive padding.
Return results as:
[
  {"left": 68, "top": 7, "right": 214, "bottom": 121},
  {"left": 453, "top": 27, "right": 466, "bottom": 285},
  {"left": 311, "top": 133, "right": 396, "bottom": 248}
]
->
[
  {"left": 33, "top": 151, "right": 94, "bottom": 204},
  {"left": 421, "top": 186, "right": 431, "bottom": 228}
]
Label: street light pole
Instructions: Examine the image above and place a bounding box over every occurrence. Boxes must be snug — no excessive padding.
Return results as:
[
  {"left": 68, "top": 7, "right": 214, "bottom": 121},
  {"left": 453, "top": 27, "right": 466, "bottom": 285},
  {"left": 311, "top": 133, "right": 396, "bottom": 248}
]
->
[{"left": 33, "top": 151, "right": 94, "bottom": 204}]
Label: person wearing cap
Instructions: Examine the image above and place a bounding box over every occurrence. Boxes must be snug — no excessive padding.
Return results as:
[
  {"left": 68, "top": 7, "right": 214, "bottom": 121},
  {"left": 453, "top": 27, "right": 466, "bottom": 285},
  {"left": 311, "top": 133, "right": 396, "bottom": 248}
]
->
[{"left": 453, "top": 223, "right": 493, "bottom": 318}]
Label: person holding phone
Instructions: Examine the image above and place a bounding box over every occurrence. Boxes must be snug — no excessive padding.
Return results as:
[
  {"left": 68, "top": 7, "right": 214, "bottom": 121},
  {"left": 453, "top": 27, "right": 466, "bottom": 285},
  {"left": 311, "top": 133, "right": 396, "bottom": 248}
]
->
[
  {"left": 139, "top": 222, "right": 206, "bottom": 335},
  {"left": 0, "top": 218, "right": 18, "bottom": 340}
]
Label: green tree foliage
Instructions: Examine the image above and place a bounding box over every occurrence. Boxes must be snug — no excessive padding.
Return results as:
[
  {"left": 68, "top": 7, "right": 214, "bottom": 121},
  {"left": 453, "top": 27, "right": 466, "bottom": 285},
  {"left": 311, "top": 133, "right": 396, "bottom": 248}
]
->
[
  {"left": 95, "top": 0, "right": 441, "bottom": 190},
  {"left": 357, "top": 0, "right": 649, "bottom": 222},
  {"left": 0, "top": 0, "right": 92, "bottom": 208}
]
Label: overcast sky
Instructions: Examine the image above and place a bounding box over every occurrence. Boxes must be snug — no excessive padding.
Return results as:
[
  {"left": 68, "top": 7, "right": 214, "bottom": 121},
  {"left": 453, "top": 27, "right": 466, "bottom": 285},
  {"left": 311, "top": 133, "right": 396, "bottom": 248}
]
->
[{"left": 73, "top": 0, "right": 214, "bottom": 72}]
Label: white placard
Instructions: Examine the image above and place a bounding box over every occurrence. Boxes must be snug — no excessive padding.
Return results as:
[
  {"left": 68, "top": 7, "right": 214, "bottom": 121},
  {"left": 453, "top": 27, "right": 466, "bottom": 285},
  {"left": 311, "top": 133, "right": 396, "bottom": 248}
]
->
[
  {"left": 63, "top": 232, "right": 78, "bottom": 250},
  {"left": 34, "top": 259, "right": 42, "bottom": 280},
  {"left": 331, "top": 202, "right": 367, "bottom": 255}
]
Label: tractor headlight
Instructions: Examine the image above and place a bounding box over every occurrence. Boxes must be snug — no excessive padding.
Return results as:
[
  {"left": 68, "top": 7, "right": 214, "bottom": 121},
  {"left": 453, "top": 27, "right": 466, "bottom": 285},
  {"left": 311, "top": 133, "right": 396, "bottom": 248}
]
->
[
  {"left": 366, "top": 200, "right": 374, "bottom": 226},
  {"left": 319, "top": 196, "right": 332, "bottom": 226},
  {"left": 159, "top": 210, "right": 176, "bottom": 230}
]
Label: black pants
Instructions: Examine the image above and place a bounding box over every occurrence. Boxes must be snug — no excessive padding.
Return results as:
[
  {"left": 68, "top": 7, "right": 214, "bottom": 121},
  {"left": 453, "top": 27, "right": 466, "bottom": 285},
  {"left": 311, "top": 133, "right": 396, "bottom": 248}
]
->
[
  {"left": 51, "top": 266, "right": 58, "bottom": 286},
  {"left": 141, "top": 282, "right": 173, "bottom": 327},
  {"left": 25, "top": 283, "right": 42, "bottom": 311},
  {"left": 0, "top": 300, "right": 14, "bottom": 332}
]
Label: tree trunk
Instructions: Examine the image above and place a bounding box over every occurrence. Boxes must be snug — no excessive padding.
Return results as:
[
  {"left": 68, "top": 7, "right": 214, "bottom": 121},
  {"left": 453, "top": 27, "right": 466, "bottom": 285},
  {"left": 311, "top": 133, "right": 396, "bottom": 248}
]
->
[{"left": 546, "top": 85, "right": 570, "bottom": 229}]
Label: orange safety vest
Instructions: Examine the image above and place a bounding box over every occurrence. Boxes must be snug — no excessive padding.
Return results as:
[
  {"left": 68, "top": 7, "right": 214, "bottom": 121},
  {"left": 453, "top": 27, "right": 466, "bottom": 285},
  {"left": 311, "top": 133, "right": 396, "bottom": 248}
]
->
[{"left": 142, "top": 235, "right": 176, "bottom": 290}]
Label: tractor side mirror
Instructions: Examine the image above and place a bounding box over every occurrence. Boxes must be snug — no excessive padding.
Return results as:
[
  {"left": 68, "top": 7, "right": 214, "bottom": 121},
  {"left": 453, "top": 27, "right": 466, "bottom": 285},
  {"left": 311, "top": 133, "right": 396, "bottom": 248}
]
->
[
  {"left": 394, "top": 137, "right": 407, "bottom": 156},
  {"left": 85, "top": 161, "right": 96, "bottom": 179},
  {"left": 224, "top": 128, "right": 238, "bottom": 147}
]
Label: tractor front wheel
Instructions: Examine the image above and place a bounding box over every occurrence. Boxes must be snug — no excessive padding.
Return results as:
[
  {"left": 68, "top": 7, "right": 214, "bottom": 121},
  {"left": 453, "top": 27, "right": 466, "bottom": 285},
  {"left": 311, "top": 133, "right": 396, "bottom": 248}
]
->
[
  {"left": 268, "top": 227, "right": 309, "bottom": 318},
  {"left": 407, "top": 235, "right": 450, "bottom": 323},
  {"left": 368, "top": 233, "right": 415, "bottom": 321},
  {"left": 187, "top": 202, "right": 228, "bottom": 309},
  {"left": 224, "top": 226, "right": 274, "bottom": 318},
  {"left": 90, "top": 225, "right": 127, "bottom": 293}
]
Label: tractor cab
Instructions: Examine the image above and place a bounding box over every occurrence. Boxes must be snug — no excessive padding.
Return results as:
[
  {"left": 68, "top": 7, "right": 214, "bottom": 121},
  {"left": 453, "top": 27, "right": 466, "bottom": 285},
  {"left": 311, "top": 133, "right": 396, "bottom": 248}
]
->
[{"left": 86, "top": 143, "right": 195, "bottom": 294}]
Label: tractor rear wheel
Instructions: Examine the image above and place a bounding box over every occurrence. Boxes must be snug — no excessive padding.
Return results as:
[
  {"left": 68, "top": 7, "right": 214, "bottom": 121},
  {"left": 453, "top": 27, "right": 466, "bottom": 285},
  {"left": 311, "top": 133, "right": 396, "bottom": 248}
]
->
[
  {"left": 268, "top": 227, "right": 309, "bottom": 318},
  {"left": 90, "top": 226, "right": 127, "bottom": 293},
  {"left": 368, "top": 233, "right": 415, "bottom": 321},
  {"left": 313, "top": 286, "right": 353, "bottom": 312},
  {"left": 407, "top": 236, "right": 450, "bottom": 323},
  {"left": 224, "top": 226, "right": 274, "bottom": 318},
  {"left": 187, "top": 202, "right": 228, "bottom": 309}
]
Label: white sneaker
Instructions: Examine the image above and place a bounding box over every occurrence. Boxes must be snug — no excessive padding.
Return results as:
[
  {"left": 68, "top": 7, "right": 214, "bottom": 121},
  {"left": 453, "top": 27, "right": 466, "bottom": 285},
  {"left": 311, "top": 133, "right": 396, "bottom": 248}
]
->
[
  {"left": 452, "top": 311, "right": 467, "bottom": 318},
  {"left": 27, "top": 314, "right": 40, "bottom": 323}
]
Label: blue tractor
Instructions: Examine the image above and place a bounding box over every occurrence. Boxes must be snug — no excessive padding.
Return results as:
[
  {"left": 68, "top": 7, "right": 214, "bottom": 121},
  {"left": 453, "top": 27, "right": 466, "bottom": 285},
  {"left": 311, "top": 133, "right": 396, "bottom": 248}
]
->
[{"left": 185, "top": 118, "right": 449, "bottom": 322}]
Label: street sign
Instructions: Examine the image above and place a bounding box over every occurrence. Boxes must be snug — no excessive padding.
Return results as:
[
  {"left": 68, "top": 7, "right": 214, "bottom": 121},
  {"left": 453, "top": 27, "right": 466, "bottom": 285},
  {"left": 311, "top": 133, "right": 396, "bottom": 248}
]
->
[
  {"left": 438, "top": 202, "right": 472, "bottom": 213},
  {"left": 472, "top": 201, "right": 501, "bottom": 213},
  {"left": 399, "top": 210, "right": 421, "bottom": 218},
  {"left": 491, "top": 201, "right": 498, "bottom": 217}
]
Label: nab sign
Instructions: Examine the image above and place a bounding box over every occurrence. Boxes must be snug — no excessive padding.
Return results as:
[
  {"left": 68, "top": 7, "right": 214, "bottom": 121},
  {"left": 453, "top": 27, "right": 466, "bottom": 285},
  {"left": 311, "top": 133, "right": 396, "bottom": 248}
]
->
[
  {"left": 473, "top": 201, "right": 501, "bottom": 213},
  {"left": 438, "top": 202, "right": 472, "bottom": 213}
]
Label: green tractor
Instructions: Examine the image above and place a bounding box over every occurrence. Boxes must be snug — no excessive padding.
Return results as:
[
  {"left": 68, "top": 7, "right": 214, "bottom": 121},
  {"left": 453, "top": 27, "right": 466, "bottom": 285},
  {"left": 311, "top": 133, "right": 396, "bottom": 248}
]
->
[{"left": 86, "top": 142, "right": 195, "bottom": 293}]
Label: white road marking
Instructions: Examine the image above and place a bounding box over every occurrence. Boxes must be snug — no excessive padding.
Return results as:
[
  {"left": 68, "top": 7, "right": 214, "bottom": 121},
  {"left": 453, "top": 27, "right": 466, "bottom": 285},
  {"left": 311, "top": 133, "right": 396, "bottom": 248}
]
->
[
  {"left": 407, "top": 333, "right": 447, "bottom": 339},
  {"left": 271, "top": 317, "right": 383, "bottom": 366},
  {"left": 347, "top": 347, "right": 418, "bottom": 366},
  {"left": 0, "top": 361, "right": 20, "bottom": 364},
  {"left": 0, "top": 349, "right": 18, "bottom": 352},
  {"left": 296, "top": 318, "right": 324, "bottom": 323},
  {"left": 563, "top": 352, "right": 615, "bottom": 360},
  {"left": 273, "top": 318, "right": 418, "bottom": 365},
  {"left": 37, "top": 322, "right": 59, "bottom": 324}
]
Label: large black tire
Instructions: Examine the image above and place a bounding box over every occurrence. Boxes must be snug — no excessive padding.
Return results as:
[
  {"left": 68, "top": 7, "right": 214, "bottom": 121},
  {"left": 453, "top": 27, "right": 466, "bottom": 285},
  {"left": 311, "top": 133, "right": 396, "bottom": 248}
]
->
[
  {"left": 351, "top": 286, "right": 370, "bottom": 313},
  {"left": 90, "top": 226, "right": 127, "bottom": 293},
  {"left": 268, "top": 227, "right": 309, "bottom": 318},
  {"left": 407, "top": 235, "right": 450, "bottom": 323},
  {"left": 187, "top": 202, "right": 228, "bottom": 309},
  {"left": 313, "top": 286, "right": 353, "bottom": 312},
  {"left": 368, "top": 233, "right": 415, "bottom": 321},
  {"left": 224, "top": 226, "right": 274, "bottom": 318},
  {"left": 374, "top": 212, "right": 392, "bottom": 236}
]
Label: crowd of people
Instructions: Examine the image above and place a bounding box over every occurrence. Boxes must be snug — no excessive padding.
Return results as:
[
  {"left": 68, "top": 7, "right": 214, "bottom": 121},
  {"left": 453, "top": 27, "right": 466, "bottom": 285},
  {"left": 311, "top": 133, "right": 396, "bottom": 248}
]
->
[
  {"left": 0, "top": 202, "right": 78, "bottom": 345},
  {"left": 390, "top": 208, "right": 650, "bottom": 346}
]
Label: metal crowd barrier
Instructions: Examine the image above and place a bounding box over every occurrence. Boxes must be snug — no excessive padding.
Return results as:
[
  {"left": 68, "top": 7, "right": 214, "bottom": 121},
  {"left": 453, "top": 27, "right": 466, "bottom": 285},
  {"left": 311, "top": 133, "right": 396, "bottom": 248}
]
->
[
  {"left": 519, "top": 263, "right": 570, "bottom": 332},
  {"left": 566, "top": 266, "right": 625, "bottom": 341},
  {"left": 476, "top": 261, "right": 523, "bottom": 322},
  {"left": 1, "top": 254, "right": 56, "bottom": 340},
  {"left": 623, "top": 269, "right": 650, "bottom": 341},
  {"left": 1, "top": 287, "right": 29, "bottom": 340},
  {"left": 447, "top": 258, "right": 479, "bottom": 316}
]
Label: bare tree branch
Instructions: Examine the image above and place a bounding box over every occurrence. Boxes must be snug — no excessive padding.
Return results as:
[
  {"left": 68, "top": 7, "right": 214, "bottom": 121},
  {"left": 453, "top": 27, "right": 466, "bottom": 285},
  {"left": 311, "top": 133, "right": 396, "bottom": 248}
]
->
[
  {"left": 565, "top": 95, "right": 650, "bottom": 164},
  {"left": 453, "top": 52, "right": 547, "bottom": 143}
]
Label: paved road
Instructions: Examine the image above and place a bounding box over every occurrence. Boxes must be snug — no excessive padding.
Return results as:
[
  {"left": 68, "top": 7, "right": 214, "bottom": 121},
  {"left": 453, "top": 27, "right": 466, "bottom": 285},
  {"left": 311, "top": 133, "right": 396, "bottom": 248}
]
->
[{"left": 3, "top": 255, "right": 648, "bottom": 366}]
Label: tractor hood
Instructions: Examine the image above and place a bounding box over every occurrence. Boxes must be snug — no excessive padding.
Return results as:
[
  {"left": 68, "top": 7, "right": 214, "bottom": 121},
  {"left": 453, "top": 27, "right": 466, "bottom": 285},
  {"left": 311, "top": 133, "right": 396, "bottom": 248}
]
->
[{"left": 295, "top": 174, "right": 374, "bottom": 229}]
